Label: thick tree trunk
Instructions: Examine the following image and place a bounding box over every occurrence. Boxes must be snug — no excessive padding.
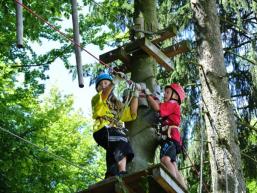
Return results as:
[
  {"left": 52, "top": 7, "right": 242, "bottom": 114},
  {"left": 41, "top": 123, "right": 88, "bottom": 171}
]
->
[
  {"left": 127, "top": 0, "right": 159, "bottom": 173},
  {"left": 190, "top": 0, "right": 246, "bottom": 192}
]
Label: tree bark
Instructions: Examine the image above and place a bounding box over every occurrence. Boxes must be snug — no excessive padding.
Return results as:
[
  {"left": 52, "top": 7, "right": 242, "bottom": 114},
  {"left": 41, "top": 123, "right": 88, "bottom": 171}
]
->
[
  {"left": 127, "top": 0, "right": 159, "bottom": 173},
  {"left": 190, "top": 0, "right": 246, "bottom": 192}
]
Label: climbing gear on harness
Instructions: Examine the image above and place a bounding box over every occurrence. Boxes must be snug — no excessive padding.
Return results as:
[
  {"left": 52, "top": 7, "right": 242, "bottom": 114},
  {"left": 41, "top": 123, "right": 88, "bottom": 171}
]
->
[
  {"left": 153, "top": 112, "right": 163, "bottom": 139},
  {"left": 106, "top": 90, "right": 125, "bottom": 121},
  {"left": 95, "top": 73, "right": 113, "bottom": 89},
  {"left": 144, "top": 88, "right": 152, "bottom": 96},
  {"left": 163, "top": 125, "right": 180, "bottom": 139},
  {"left": 122, "top": 82, "right": 139, "bottom": 106},
  {"left": 165, "top": 83, "right": 185, "bottom": 103},
  {"left": 153, "top": 85, "right": 161, "bottom": 101},
  {"left": 97, "top": 116, "right": 124, "bottom": 129},
  {"left": 134, "top": 82, "right": 148, "bottom": 107},
  {"left": 153, "top": 113, "right": 182, "bottom": 143}
]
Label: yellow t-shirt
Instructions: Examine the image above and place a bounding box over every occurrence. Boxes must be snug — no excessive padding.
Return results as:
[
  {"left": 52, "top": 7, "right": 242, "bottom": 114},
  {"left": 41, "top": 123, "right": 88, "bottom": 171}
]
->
[{"left": 91, "top": 91, "right": 137, "bottom": 132}]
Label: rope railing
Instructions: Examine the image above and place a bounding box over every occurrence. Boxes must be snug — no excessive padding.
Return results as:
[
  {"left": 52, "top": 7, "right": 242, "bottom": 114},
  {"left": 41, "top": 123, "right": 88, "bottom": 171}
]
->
[{"left": 0, "top": 126, "right": 88, "bottom": 172}]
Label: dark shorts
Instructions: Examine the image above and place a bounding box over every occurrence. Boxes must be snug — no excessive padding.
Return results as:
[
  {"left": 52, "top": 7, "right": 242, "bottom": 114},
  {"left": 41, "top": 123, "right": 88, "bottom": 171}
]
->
[
  {"left": 93, "top": 127, "right": 134, "bottom": 176},
  {"left": 160, "top": 140, "right": 181, "bottom": 162}
]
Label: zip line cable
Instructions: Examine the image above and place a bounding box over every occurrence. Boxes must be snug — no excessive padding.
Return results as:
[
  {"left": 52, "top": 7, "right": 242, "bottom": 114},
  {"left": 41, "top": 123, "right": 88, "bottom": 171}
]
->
[{"left": 0, "top": 126, "right": 88, "bottom": 172}]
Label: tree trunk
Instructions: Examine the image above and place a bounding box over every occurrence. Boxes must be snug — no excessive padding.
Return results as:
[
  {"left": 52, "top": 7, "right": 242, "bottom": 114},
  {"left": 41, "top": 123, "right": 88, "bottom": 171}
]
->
[
  {"left": 127, "top": 0, "right": 159, "bottom": 173},
  {"left": 190, "top": 0, "right": 246, "bottom": 192}
]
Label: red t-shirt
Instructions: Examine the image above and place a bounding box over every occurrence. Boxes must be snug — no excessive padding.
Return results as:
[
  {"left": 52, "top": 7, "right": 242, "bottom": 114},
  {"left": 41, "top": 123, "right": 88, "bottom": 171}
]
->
[{"left": 159, "top": 100, "right": 182, "bottom": 145}]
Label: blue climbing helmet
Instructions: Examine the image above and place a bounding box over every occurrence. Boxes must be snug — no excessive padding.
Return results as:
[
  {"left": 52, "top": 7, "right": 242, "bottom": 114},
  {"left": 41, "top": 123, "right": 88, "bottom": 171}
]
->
[{"left": 95, "top": 73, "right": 113, "bottom": 90}]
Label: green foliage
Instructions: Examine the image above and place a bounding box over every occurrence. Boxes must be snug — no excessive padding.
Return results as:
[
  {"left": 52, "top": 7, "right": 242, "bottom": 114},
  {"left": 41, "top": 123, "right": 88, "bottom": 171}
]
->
[
  {"left": 247, "top": 179, "right": 257, "bottom": 193},
  {"left": 217, "top": 0, "right": 257, "bottom": 187},
  {"left": 0, "top": 64, "right": 105, "bottom": 192},
  {"left": 158, "top": 0, "right": 192, "bottom": 32},
  {"left": 0, "top": 0, "right": 83, "bottom": 94},
  {"left": 1, "top": 0, "right": 257, "bottom": 191},
  {"left": 80, "top": 0, "right": 133, "bottom": 48}
]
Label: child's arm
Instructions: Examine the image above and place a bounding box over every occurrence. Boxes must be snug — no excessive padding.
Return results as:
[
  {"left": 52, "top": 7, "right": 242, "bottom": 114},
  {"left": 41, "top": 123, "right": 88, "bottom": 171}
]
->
[
  {"left": 130, "top": 95, "right": 138, "bottom": 119},
  {"left": 120, "top": 89, "right": 139, "bottom": 122},
  {"left": 146, "top": 89, "right": 160, "bottom": 111},
  {"left": 129, "top": 87, "right": 139, "bottom": 119},
  {"left": 167, "top": 126, "right": 172, "bottom": 138}
]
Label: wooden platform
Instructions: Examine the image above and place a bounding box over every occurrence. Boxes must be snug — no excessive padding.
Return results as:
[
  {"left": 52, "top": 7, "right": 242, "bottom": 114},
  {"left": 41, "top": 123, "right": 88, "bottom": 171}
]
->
[
  {"left": 99, "top": 38, "right": 190, "bottom": 72},
  {"left": 79, "top": 164, "right": 187, "bottom": 193}
]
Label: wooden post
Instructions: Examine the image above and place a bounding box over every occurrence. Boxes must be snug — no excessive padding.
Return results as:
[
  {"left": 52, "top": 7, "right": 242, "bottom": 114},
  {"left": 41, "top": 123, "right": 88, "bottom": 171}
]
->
[
  {"left": 71, "top": 0, "right": 84, "bottom": 88},
  {"left": 16, "top": 0, "right": 23, "bottom": 48},
  {"left": 139, "top": 38, "right": 173, "bottom": 71},
  {"left": 134, "top": 12, "right": 144, "bottom": 39}
]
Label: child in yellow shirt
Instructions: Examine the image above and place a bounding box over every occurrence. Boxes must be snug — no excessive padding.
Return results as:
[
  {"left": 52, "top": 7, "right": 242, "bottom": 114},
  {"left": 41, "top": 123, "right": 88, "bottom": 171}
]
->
[{"left": 91, "top": 73, "right": 138, "bottom": 178}]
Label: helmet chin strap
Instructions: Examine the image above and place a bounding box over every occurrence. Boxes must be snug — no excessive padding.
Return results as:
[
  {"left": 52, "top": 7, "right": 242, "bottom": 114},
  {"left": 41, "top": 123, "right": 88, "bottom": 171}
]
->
[{"left": 170, "top": 90, "right": 180, "bottom": 103}]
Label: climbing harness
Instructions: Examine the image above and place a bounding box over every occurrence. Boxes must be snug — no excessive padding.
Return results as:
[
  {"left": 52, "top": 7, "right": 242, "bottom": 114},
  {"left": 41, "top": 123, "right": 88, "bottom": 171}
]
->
[
  {"left": 153, "top": 113, "right": 181, "bottom": 144},
  {"left": 94, "top": 73, "right": 138, "bottom": 133}
]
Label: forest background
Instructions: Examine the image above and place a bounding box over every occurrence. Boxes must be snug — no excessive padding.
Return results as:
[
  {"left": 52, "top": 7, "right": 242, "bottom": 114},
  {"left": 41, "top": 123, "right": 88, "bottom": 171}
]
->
[{"left": 0, "top": 0, "right": 256, "bottom": 192}]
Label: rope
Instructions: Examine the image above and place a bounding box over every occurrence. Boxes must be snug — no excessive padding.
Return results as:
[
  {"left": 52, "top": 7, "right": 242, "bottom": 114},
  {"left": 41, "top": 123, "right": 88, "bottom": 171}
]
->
[
  {"left": 224, "top": 149, "right": 229, "bottom": 193},
  {"left": 0, "top": 126, "right": 88, "bottom": 172},
  {"left": 202, "top": 97, "right": 220, "bottom": 170},
  {"left": 223, "top": 148, "right": 245, "bottom": 192},
  {"left": 15, "top": 1, "right": 251, "bottom": 191},
  {"left": 14, "top": 0, "right": 131, "bottom": 83},
  {"left": 182, "top": 146, "right": 211, "bottom": 193},
  {"left": 199, "top": 106, "right": 205, "bottom": 193},
  {"left": 15, "top": 1, "right": 106, "bottom": 67},
  {"left": 201, "top": 97, "right": 245, "bottom": 192},
  {"left": 210, "top": 111, "right": 218, "bottom": 193},
  {"left": 241, "top": 152, "right": 257, "bottom": 164}
]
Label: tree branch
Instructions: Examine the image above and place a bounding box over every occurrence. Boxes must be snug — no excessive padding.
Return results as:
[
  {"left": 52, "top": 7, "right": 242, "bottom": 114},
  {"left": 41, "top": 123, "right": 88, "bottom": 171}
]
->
[
  {"left": 10, "top": 64, "right": 49, "bottom": 68},
  {"left": 220, "top": 17, "right": 254, "bottom": 38},
  {"left": 225, "top": 50, "right": 257, "bottom": 65},
  {"left": 234, "top": 113, "right": 257, "bottom": 132},
  {"left": 223, "top": 39, "right": 254, "bottom": 51}
]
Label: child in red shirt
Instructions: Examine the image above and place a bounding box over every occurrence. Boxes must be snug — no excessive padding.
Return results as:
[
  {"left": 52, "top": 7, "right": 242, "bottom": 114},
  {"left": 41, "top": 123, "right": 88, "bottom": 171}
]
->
[{"left": 145, "top": 83, "right": 187, "bottom": 190}]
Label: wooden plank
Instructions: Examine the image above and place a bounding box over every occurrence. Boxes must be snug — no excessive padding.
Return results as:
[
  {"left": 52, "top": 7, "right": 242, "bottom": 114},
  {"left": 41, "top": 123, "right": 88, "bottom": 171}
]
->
[
  {"left": 122, "top": 169, "right": 150, "bottom": 193},
  {"left": 79, "top": 170, "right": 148, "bottom": 193},
  {"left": 123, "top": 39, "right": 142, "bottom": 53},
  {"left": 139, "top": 38, "right": 173, "bottom": 71},
  {"left": 99, "top": 37, "right": 144, "bottom": 64},
  {"left": 78, "top": 177, "right": 117, "bottom": 193},
  {"left": 152, "top": 166, "right": 186, "bottom": 193},
  {"left": 99, "top": 47, "right": 131, "bottom": 64},
  {"left": 152, "top": 25, "right": 177, "bottom": 44},
  {"left": 115, "top": 180, "right": 131, "bottom": 193},
  {"left": 162, "top": 40, "right": 190, "bottom": 58},
  {"left": 98, "top": 37, "right": 189, "bottom": 67},
  {"left": 148, "top": 177, "right": 169, "bottom": 193},
  {"left": 79, "top": 164, "right": 187, "bottom": 193}
]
